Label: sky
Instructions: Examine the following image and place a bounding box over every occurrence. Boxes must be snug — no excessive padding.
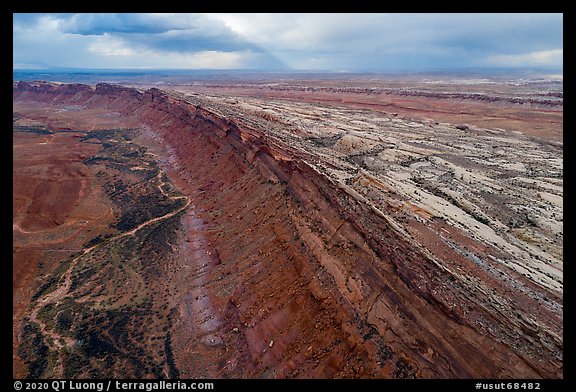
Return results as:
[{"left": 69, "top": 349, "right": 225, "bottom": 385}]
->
[{"left": 13, "top": 13, "right": 563, "bottom": 72}]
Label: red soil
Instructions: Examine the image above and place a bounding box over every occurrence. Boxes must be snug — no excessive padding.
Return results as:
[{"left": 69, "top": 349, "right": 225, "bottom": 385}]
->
[
  {"left": 13, "top": 81, "right": 562, "bottom": 379},
  {"left": 13, "top": 129, "right": 116, "bottom": 377},
  {"left": 179, "top": 85, "right": 563, "bottom": 142}
]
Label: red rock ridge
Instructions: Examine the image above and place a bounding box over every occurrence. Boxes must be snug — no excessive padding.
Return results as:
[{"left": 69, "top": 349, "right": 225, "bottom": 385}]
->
[{"left": 13, "top": 82, "right": 562, "bottom": 379}]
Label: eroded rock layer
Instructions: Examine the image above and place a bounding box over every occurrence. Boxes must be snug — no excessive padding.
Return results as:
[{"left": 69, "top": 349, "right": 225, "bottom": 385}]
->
[{"left": 13, "top": 81, "right": 562, "bottom": 379}]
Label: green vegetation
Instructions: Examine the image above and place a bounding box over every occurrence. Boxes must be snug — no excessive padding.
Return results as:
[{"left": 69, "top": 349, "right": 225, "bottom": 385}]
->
[
  {"left": 164, "top": 329, "right": 180, "bottom": 379},
  {"left": 13, "top": 125, "right": 53, "bottom": 135},
  {"left": 18, "top": 320, "right": 49, "bottom": 379},
  {"left": 31, "top": 259, "right": 72, "bottom": 303},
  {"left": 20, "top": 128, "right": 186, "bottom": 378},
  {"left": 82, "top": 129, "right": 186, "bottom": 232}
]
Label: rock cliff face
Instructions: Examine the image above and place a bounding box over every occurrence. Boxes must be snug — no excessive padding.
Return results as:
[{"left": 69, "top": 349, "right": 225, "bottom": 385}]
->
[{"left": 13, "top": 82, "right": 562, "bottom": 378}]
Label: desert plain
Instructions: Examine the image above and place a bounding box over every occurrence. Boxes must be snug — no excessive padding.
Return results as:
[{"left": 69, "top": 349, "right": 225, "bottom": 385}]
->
[{"left": 13, "top": 73, "right": 562, "bottom": 379}]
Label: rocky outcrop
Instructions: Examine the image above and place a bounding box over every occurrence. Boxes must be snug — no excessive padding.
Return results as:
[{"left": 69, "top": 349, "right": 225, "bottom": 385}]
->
[
  {"left": 13, "top": 82, "right": 562, "bottom": 379},
  {"left": 188, "top": 82, "right": 563, "bottom": 109}
]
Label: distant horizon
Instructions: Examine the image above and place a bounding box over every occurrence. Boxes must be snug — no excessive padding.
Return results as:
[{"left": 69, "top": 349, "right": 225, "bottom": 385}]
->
[
  {"left": 12, "top": 66, "right": 564, "bottom": 79},
  {"left": 12, "top": 64, "right": 564, "bottom": 77}
]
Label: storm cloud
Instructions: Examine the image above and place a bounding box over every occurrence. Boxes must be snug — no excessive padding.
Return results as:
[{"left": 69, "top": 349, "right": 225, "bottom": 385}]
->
[{"left": 13, "top": 13, "right": 563, "bottom": 71}]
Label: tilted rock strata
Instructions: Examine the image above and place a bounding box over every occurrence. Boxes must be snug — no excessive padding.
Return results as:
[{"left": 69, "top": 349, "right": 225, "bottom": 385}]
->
[{"left": 13, "top": 82, "right": 562, "bottom": 378}]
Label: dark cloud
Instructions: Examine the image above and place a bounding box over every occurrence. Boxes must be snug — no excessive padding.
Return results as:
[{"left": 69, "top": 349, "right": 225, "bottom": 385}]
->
[
  {"left": 431, "top": 14, "right": 563, "bottom": 54},
  {"left": 57, "top": 14, "right": 186, "bottom": 35},
  {"left": 56, "top": 14, "right": 253, "bottom": 50},
  {"left": 13, "top": 13, "right": 44, "bottom": 26},
  {"left": 55, "top": 13, "right": 283, "bottom": 66},
  {"left": 13, "top": 13, "right": 563, "bottom": 71},
  {"left": 112, "top": 28, "right": 261, "bottom": 54},
  {"left": 13, "top": 13, "right": 73, "bottom": 29}
]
